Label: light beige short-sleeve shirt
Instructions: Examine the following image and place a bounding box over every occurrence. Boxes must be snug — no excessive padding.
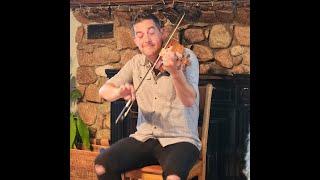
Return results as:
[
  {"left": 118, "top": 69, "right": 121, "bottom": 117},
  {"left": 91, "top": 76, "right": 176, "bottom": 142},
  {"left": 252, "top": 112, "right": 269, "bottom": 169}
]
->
[{"left": 107, "top": 48, "right": 201, "bottom": 150}]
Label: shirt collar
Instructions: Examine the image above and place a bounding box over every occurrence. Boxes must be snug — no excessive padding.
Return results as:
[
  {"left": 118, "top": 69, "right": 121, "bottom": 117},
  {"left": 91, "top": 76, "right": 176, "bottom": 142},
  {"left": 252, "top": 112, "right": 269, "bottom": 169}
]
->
[
  {"left": 139, "top": 55, "right": 152, "bottom": 68},
  {"left": 139, "top": 54, "right": 149, "bottom": 66}
]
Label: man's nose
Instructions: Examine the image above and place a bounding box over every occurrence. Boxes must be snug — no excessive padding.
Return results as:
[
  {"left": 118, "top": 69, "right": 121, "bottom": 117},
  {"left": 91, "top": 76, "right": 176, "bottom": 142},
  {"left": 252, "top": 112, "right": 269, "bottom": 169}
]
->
[{"left": 143, "top": 34, "right": 152, "bottom": 43}]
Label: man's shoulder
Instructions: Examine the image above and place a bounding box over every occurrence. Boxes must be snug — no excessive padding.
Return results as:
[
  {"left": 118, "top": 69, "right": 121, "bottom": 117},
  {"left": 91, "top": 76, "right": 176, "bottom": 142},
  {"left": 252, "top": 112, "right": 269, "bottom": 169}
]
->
[
  {"left": 184, "top": 47, "right": 193, "bottom": 54},
  {"left": 126, "top": 53, "right": 145, "bottom": 66},
  {"left": 183, "top": 48, "right": 199, "bottom": 64},
  {"left": 184, "top": 48, "right": 197, "bottom": 59}
]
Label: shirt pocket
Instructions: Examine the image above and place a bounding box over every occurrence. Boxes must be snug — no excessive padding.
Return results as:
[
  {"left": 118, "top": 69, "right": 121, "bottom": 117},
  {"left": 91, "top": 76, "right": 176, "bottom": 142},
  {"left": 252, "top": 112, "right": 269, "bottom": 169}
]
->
[{"left": 157, "top": 76, "right": 176, "bottom": 103}]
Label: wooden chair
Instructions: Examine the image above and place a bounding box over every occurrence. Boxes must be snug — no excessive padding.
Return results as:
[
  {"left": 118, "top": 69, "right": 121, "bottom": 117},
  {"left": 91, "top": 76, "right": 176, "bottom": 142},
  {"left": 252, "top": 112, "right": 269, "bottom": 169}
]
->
[{"left": 123, "top": 83, "right": 214, "bottom": 180}]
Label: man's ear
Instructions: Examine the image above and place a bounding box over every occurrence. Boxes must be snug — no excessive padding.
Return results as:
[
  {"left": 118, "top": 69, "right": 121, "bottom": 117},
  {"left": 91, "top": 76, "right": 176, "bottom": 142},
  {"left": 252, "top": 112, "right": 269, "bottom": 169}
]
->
[
  {"left": 133, "top": 36, "right": 139, "bottom": 47},
  {"left": 161, "top": 28, "right": 168, "bottom": 41},
  {"left": 131, "top": 26, "right": 139, "bottom": 46},
  {"left": 160, "top": 28, "right": 164, "bottom": 34}
]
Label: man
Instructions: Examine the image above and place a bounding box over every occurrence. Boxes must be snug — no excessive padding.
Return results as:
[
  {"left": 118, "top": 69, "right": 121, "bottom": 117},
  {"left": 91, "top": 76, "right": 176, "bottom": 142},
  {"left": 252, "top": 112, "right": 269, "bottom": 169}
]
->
[{"left": 95, "top": 12, "right": 200, "bottom": 180}]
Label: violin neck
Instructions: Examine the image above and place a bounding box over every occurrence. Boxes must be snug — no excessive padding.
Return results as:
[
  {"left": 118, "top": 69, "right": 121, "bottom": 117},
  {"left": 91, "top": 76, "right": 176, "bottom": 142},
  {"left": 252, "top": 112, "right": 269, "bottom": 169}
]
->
[{"left": 162, "top": 12, "right": 185, "bottom": 50}]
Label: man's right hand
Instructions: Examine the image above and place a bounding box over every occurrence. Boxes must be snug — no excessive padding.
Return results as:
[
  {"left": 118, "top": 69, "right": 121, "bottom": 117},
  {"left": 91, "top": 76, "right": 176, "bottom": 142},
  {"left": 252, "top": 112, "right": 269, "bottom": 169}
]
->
[{"left": 118, "top": 83, "right": 135, "bottom": 101}]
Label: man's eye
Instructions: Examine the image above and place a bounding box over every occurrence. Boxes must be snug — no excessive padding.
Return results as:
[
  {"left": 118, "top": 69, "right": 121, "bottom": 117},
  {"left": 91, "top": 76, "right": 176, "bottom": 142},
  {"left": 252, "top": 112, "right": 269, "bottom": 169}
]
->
[
  {"left": 136, "top": 33, "right": 143, "bottom": 38},
  {"left": 148, "top": 28, "right": 155, "bottom": 34}
]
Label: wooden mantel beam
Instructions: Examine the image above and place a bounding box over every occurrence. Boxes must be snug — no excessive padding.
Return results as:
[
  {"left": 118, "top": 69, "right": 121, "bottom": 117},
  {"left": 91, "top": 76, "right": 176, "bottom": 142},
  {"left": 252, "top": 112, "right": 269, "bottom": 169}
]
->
[{"left": 70, "top": 0, "right": 223, "bottom": 7}]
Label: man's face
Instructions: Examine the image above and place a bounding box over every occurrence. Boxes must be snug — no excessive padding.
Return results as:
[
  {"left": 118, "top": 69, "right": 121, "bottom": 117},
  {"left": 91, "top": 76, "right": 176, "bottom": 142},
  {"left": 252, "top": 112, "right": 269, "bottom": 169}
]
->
[{"left": 133, "top": 19, "right": 163, "bottom": 61}]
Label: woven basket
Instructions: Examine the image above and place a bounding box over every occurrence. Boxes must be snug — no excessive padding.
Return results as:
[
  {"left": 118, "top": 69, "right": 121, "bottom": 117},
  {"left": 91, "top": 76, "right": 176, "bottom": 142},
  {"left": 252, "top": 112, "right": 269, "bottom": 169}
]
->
[
  {"left": 70, "top": 149, "right": 99, "bottom": 180},
  {"left": 70, "top": 144, "right": 107, "bottom": 180}
]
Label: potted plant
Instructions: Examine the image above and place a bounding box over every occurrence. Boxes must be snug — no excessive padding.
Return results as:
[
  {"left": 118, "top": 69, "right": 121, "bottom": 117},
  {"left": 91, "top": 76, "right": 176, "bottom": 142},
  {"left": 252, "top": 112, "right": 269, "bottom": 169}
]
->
[
  {"left": 70, "top": 88, "right": 90, "bottom": 150},
  {"left": 70, "top": 78, "right": 100, "bottom": 179}
]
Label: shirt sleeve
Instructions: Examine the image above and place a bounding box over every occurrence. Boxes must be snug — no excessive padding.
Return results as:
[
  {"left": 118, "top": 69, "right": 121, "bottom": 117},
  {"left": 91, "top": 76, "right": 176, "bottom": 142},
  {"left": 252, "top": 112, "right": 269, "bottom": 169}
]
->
[
  {"left": 184, "top": 48, "right": 199, "bottom": 91},
  {"left": 183, "top": 48, "right": 200, "bottom": 106},
  {"left": 107, "top": 58, "right": 134, "bottom": 87}
]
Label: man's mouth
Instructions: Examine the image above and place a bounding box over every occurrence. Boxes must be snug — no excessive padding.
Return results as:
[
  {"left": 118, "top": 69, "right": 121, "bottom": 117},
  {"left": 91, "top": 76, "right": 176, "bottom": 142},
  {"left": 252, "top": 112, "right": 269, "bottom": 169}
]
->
[{"left": 142, "top": 43, "right": 154, "bottom": 48}]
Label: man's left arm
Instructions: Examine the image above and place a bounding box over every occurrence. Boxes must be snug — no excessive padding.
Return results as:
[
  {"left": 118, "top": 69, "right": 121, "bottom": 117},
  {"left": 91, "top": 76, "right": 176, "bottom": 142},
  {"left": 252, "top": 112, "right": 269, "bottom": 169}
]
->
[
  {"left": 162, "top": 48, "right": 199, "bottom": 107},
  {"left": 171, "top": 70, "right": 196, "bottom": 107}
]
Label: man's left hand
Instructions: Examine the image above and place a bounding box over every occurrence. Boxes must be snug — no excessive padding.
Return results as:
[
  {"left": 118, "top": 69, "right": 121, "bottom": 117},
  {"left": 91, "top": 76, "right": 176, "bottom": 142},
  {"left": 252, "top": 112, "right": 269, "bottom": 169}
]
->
[{"left": 160, "top": 47, "right": 182, "bottom": 75}]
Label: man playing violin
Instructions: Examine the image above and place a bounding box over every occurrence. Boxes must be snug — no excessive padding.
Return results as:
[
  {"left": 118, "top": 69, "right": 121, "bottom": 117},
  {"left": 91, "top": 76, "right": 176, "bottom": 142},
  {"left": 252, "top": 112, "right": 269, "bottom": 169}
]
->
[{"left": 95, "top": 12, "right": 200, "bottom": 180}]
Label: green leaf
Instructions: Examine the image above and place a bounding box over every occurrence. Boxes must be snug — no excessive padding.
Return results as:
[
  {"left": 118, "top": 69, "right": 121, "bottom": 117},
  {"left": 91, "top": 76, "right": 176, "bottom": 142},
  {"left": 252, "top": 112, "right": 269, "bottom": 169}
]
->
[
  {"left": 76, "top": 117, "right": 90, "bottom": 149},
  {"left": 70, "top": 114, "right": 77, "bottom": 148},
  {"left": 70, "top": 89, "right": 82, "bottom": 101}
]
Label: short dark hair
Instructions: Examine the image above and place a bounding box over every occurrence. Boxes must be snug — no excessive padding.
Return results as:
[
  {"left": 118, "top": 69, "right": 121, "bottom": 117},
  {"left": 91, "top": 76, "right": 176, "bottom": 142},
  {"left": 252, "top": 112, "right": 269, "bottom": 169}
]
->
[{"left": 132, "top": 12, "right": 162, "bottom": 30}]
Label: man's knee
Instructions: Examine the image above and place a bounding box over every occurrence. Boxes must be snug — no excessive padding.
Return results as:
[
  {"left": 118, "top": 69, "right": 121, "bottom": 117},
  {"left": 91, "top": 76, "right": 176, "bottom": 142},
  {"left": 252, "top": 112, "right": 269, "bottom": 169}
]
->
[
  {"left": 94, "top": 153, "right": 118, "bottom": 175},
  {"left": 95, "top": 164, "right": 106, "bottom": 175},
  {"left": 94, "top": 154, "right": 108, "bottom": 175},
  {"left": 166, "top": 174, "right": 181, "bottom": 180}
]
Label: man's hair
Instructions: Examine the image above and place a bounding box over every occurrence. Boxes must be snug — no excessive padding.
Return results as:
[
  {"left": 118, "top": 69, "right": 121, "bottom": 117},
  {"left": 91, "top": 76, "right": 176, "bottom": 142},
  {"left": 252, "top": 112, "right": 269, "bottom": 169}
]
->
[{"left": 131, "top": 12, "right": 162, "bottom": 34}]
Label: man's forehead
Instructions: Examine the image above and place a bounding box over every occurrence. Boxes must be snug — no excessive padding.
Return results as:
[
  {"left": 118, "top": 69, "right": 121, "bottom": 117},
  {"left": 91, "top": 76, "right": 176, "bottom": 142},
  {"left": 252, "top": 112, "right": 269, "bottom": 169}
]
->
[{"left": 134, "top": 19, "right": 158, "bottom": 31}]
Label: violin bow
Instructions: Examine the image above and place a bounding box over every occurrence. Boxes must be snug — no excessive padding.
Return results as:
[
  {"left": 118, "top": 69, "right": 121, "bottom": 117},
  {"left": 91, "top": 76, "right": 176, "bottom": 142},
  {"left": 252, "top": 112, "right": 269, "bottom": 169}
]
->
[{"left": 115, "top": 12, "right": 186, "bottom": 124}]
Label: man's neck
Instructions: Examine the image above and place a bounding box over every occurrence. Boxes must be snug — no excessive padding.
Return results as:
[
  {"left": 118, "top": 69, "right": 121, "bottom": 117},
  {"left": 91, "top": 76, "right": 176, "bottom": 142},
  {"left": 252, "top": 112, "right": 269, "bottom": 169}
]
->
[
  {"left": 146, "top": 55, "right": 158, "bottom": 64},
  {"left": 145, "top": 55, "right": 161, "bottom": 76}
]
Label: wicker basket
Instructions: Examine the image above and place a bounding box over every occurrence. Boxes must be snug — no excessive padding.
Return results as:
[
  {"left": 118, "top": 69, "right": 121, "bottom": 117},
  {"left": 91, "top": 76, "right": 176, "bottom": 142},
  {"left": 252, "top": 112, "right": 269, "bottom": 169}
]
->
[
  {"left": 70, "top": 144, "right": 107, "bottom": 180},
  {"left": 70, "top": 149, "right": 99, "bottom": 180}
]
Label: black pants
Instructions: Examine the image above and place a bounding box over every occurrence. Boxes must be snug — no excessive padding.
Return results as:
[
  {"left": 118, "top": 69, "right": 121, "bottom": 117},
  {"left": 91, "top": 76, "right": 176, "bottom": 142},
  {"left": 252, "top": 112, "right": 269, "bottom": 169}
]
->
[{"left": 94, "top": 137, "right": 200, "bottom": 180}]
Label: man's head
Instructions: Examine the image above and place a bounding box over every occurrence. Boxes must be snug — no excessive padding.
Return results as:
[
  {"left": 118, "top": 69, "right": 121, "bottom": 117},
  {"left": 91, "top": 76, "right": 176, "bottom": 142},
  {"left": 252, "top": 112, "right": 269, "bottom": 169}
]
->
[
  {"left": 132, "top": 12, "right": 162, "bottom": 30},
  {"left": 132, "top": 12, "right": 164, "bottom": 62}
]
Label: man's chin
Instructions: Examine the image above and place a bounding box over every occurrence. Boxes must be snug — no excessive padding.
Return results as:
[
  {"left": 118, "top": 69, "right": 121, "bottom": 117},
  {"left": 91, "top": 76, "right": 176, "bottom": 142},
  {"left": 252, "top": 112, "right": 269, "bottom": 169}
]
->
[{"left": 143, "top": 51, "right": 157, "bottom": 57}]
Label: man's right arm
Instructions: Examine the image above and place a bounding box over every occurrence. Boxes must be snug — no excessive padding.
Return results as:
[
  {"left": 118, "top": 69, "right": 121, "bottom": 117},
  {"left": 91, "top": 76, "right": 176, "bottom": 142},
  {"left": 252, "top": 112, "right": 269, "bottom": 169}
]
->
[
  {"left": 99, "top": 55, "right": 136, "bottom": 102},
  {"left": 99, "top": 81, "right": 135, "bottom": 102}
]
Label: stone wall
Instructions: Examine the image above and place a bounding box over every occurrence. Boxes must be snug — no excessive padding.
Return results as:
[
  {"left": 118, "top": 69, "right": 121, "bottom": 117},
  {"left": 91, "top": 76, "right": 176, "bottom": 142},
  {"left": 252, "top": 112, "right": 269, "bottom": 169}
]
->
[
  {"left": 181, "top": 23, "right": 250, "bottom": 75},
  {"left": 70, "top": 1, "right": 250, "bottom": 142}
]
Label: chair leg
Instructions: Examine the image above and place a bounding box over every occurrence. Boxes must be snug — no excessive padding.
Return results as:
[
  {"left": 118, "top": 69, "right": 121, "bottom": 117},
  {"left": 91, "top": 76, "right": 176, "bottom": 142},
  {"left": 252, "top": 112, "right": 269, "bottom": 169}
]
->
[
  {"left": 121, "top": 173, "right": 126, "bottom": 180},
  {"left": 121, "top": 174, "right": 133, "bottom": 180},
  {"left": 198, "top": 175, "right": 203, "bottom": 180}
]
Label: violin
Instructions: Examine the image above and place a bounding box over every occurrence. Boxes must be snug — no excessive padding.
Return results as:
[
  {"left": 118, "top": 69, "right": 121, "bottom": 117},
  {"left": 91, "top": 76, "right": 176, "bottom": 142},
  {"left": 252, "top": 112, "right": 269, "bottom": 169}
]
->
[{"left": 156, "top": 38, "right": 191, "bottom": 73}]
